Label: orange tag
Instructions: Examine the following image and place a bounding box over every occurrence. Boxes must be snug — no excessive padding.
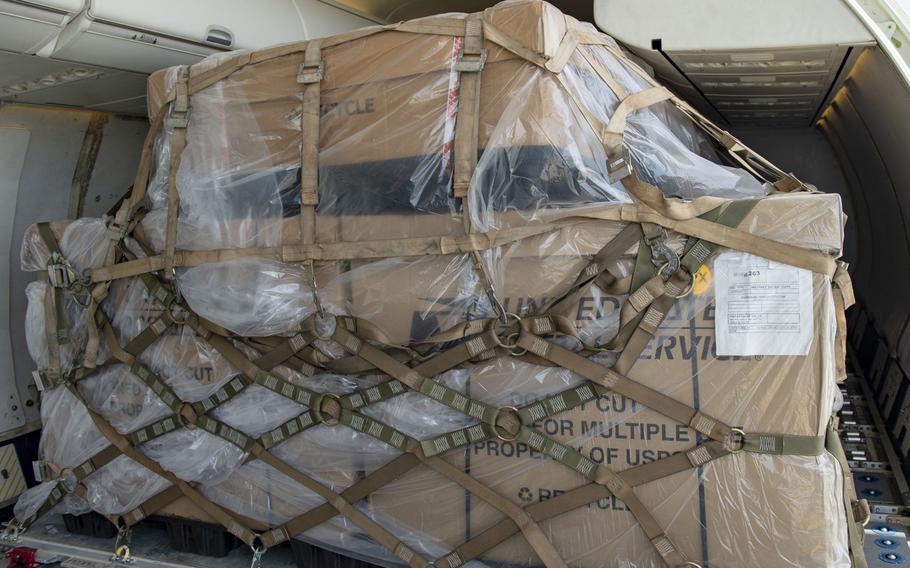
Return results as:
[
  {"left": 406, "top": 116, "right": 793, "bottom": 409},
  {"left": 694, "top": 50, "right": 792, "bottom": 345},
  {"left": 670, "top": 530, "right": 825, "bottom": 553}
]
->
[{"left": 693, "top": 265, "right": 712, "bottom": 295}]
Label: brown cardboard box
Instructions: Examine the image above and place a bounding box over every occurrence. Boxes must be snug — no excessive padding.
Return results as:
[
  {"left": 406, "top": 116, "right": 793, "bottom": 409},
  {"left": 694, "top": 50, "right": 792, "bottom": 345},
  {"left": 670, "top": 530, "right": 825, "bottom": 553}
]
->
[
  {"left": 341, "top": 194, "right": 848, "bottom": 567},
  {"left": 122, "top": 192, "right": 847, "bottom": 566}
]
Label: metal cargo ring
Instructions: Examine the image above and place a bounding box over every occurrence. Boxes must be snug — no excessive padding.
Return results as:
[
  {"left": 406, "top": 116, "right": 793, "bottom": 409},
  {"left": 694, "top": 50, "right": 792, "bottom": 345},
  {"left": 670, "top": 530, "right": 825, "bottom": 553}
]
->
[
  {"left": 492, "top": 312, "right": 522, "bottom": 350},
  {"left": 729, "top": 427, "right": 746, "bottom": 454},
  {"left": 659, "top": 263, "right": 695, "bottom": 298},
  {"left": 168, "top": 303, "right": 190, "bottom": 324},
  {"left": 314, "top": 392, "right": 342, "bottom": 426},
  {"left": 494, "top": 406, "right": 522, "bottom": 442}
]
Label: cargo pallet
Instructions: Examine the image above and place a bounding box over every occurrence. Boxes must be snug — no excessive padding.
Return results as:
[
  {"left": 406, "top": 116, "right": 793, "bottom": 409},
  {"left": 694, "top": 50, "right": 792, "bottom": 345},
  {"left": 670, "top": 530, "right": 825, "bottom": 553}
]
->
[
  {"left": 10, "top": 512, "right": 381, "bottom": 568},
  {"left": 843, "top": 343, "right": 910, "bottom": 567}
]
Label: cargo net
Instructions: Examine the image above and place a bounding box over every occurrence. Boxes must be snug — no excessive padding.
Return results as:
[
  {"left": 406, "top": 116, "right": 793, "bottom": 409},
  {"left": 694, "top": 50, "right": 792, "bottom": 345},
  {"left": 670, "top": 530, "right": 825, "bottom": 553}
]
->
[{"left": 7, "top": 3, "right": 863, "bottom": 568}]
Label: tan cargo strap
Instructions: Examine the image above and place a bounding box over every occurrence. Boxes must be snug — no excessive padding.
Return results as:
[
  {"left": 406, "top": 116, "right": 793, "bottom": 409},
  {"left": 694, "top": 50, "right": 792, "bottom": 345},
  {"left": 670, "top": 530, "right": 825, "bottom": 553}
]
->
[
  {"left": 8, "top": 482, "right": 65, "bottom": 533},
  {"left": 772, "top": 173, "right": 804, "bottom": 193},
  {"left": 832, "top": 261, "right": 855, "bottom": 382},
  {"left": 423, "top": 456, "right": 570, "bottom": 568},
  {"left": 7, "top": 445, "right": 123, "bottom": 535},
  {"left": 545, "top": 26, "right": 580, "bottom": 74},
  {"left": 611, "top": 199, "right": 758, "bottom": 367},
  {"left": 540, "top": 222, "right": 642, "bottom": 315},
  {"left": 481, "top": 20, "right": 548, "bottom": 68},
  {"left": 251, "top": 330, "right": 317, "bottom": 372},
  {"left": 827, "top": 421, "right": 870, "bottom": 568},
  {"left": 36, "top": 224, "right": 71, "bottom": 370},
  {"left": 612, "top": 270, "right": 691, "bottom": 373},
  {"left": 298, "top": 39, "right": 323, "bottom": 251},
  {"left": 126, "top": 413, "right": 182, "bottom": 446},
  {"left": 118, "top": 485, "right": 185, "bottom": 527},
  {"left": 39, "top": 272, "right": 63, "bottom": 381},
  {"left": 163, "top": 66, "right": 190, "bottom": 282},
  {"left": 121, "top": 109, "right": 167, "bottom": 224},
  {"left": 517, "top": 330, "right": 733, "bottom": 443},
  {"left": 262, "top": 454, "right": 420, "bottom": 547},
  {"left": 615, "top": 205, "right": 837, "bottom": 275},
  {"left": 602, "top": 86, "right": 673, "bottom": 158},
  {"left": 578, "top": 45, "right": 628, "bottom": 99},
  {"left": 438, "top": 440, "right": 725, "bottom": 567},
  {"left": 87, "top": 209, "right": 835, "bottom": 282},
  {"left": 88, "top": 218, "right": 581, "bottom": 282},
  {"left": 555, "top": 67, "right": 733, "bottom": 220},
  {"left": 99, "top": 320, "right": 184, "bottom": 414},
  {"left": 595, "top": 41, "right": 792, "bottom": 186},
  {"left": 452, "top": 13, "right": 485, "bottom": 199}
]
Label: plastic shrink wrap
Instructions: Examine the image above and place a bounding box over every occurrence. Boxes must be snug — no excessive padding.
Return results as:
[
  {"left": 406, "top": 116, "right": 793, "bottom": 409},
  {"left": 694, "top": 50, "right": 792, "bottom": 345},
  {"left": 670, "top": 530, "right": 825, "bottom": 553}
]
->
[{"left": 14, "top": 1, "right": 862, "bottom": 567}]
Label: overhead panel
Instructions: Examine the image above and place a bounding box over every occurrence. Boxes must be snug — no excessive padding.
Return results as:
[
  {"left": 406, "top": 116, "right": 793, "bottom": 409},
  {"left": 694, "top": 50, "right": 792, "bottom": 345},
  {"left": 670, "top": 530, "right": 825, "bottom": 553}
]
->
[
  {"left": 593, "top": 0, "right": 875, "bottom": 126},
  {"left": 671, "top": 46, "right": 851, "bottom": 126},
  {"left": 0, "top": 51, "right": 148, "bottom": 115},
  {"left": 0, "top": 0, "right": 77, "bottom": 54},
  {"left": 0, "top": 0, "right": 374, "bottom": 115}
]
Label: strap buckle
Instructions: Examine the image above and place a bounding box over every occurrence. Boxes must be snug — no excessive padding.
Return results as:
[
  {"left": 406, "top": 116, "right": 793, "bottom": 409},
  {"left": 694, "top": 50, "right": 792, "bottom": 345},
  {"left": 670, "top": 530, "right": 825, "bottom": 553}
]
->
[
  {"left": 31, "top": 460, "right": 51, "bottom": 482},
  {"left": 607, "top": 151, "right": 633, "bottom": 183},
  {"left": 105, "top": 220, "right": 128, "bottom": 242},
  {"left": 30, "top": 370, "right": 48, "bottom": 393},
  {"left": 297, "top": 61, "right": 325, "bottom": 84},
  {"left": 454, "top": 48, "right": 487, "bottom": 73},
  {"left": 46, "top": 254, "right": 75, "bottom": 289},
  {"left": 165, "top": 108, "right": 190, "bottom": 130}
]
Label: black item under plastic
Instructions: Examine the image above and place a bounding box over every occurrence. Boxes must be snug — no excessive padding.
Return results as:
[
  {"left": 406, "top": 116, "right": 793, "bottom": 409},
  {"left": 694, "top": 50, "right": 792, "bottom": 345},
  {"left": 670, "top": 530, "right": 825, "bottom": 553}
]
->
[
  {"left": 162, "top": 516, "right": 242, "bottom": 558},
  {"left": 290, "top": 539, "right": 381, "bottom": 568},
  {"left": 205, "top": 145, "right": 616, "bottom": 218},
  {"left": 61, "top": 511, "right": 118, "bottom": 539}
]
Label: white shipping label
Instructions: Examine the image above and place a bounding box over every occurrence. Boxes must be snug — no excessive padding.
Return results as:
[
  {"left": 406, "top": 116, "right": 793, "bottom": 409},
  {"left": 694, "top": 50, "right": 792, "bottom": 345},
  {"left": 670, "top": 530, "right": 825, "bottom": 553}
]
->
[{"left": 714, "top": 252, "right": 813, "bottom": 356}]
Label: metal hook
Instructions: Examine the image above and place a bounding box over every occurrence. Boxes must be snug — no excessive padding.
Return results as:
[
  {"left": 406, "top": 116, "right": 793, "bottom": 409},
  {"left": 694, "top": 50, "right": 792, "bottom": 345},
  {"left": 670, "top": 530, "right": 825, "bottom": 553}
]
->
[
  {"left": 646, "top": 228, "right": 680, "bottom": 276},
  {"left": 0, "top": 520, "right": 23, "bottom": 546},
  {"left": 110, "top": 522, "right": 134, "bottom": 565},
  {"left": 306, "top": 259, "right": 326, "bottom": 319},
  {"left": 249, "top": 541, "right": 266, "bottom": 568}
]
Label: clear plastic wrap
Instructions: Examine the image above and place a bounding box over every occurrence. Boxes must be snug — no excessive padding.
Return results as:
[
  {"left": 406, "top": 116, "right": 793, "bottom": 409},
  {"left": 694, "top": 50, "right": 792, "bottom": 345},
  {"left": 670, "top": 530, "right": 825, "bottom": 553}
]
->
[
  {"left": 83, "top": 454, "right": 170, "bottom": 516},
  {"left": 39, "top": 387, "right": 107, "bottom": 470},
  {"left": 18, "top": 1, "right": 854, "bottom": 566}
]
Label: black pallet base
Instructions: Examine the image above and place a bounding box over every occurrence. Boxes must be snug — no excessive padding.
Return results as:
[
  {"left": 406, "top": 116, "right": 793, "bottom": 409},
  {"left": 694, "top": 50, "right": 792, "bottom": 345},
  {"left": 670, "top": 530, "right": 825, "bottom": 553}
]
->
[
  {"left": 160, "top": 516, "right": 242, "bottom": 558},
  {"left": 61, "top": 511, "right": 117, "bottom": 539},
  {"left": 290, "top": 539, "right": 381, "bottom": 568}
]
